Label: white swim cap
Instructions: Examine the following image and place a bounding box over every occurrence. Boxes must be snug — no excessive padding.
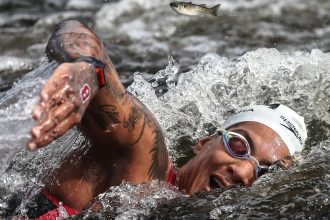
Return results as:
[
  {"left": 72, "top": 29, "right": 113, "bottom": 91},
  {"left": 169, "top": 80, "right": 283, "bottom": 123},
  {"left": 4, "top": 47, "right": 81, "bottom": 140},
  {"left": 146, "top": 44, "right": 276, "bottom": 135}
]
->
[{"left": 222, "top": 104, "right": 307, "bottom": 155}]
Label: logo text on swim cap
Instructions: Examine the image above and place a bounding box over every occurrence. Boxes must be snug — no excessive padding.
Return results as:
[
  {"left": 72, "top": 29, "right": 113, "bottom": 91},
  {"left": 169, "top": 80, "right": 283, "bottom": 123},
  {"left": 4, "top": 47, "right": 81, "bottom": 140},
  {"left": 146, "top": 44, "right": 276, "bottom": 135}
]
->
[
  {"left": 268, "top": 104, "right": 280, "bottom": 109},
  {"left": 235, "top": 108, "right": 254, "bottom": 114},
  {"left": 280, "top": 116, "right": 303, "bottom": 145}
]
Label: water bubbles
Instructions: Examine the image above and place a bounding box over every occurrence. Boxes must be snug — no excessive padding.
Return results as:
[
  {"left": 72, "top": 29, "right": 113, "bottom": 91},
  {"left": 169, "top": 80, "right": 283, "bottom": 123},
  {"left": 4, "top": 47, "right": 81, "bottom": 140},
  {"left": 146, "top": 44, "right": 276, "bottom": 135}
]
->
[
  {"left": 199, "top": 53, "right": 221, "bottom": 66},
  {"left": 125, "top": 48, "right": 330, "bottom": 167},
  {"left": 209, "top": 205, "right": 237, "bottom": 219},
  {"left": 151, "top": 81, "right": 159, "bottom": 88},
  {"left": 58, "top": 201, "right": 69, "bottom": 219},
  {"left": 0, "top": 56, "right": 34, "bottom": 76},
  {"left": 1, "top": 48, "right": 330, "bottom": 219},
  {"left": 150, "top": 56, "right": 180, "bottom": 90},
  {"left": 90, "top": 181, "right": 181, "bottom": 218},
  {"left": 307, "top": 193, "right": 330, "bottom": 207}
]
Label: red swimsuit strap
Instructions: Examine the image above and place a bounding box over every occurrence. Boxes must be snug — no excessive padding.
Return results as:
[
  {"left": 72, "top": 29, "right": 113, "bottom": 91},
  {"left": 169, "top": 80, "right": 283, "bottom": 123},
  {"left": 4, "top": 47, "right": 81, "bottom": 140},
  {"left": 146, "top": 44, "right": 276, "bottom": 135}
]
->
[
  {"left": 39, "top": 189, "right": 79, "bottom": 217},
  {"left": 36, "top": 165, "right": 177, "bottom": 219},
  {"left": 166, "top": 163, "right": 177, "bottom": 186},
  {"left": 41, "top": 189, "right": 60, "bottom": 206}
]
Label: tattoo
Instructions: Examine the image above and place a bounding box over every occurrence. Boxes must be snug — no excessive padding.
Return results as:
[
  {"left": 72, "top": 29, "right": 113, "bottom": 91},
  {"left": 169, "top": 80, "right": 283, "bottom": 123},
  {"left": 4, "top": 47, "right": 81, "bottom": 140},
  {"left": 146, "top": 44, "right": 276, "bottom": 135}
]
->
[
  {"left": 131, "top": 102, "right": 169, "bottom": 180},
  {"left": 104, "top": 59, "right": 116, "bottom": 75},
  {"left": 123, "top": 107, "right": 143, "bottom": 133},
  {"left": 123, "top": 102, "right": 169, "bottom": 180},
  {"left": 61, "top": 32, "right": 100, "bottom": 55},
  {"left": 129, "top": 116, "right": 147, "bottom": 146},
  {"left": 99, "top": 105, "right": 121, "bottom": 124},
  {"left": 121, "top": 95, "right": 130, "bottom": 105},
  {"left": 47, "top": 30, "right": 102, "bottom": 62},
  {"left": 121, "top": 92, "right": 133, "bottom": 106},
  {"left": 105, "top": 82, "right": 124, "bottom": 101},
  {"left": 103, "top": 64, "right": 125, "bottom": 101},
  {"left": 87, "top": 110, "right": 108, "bottom": 130},
  {"left": 148, "top": 124, "right": 169, "bottom": 180}
]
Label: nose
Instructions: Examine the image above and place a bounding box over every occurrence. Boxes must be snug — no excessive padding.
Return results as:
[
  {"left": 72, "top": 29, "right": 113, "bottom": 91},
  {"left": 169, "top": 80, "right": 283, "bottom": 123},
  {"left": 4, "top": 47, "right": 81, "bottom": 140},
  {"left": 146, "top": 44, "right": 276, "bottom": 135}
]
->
[{"left": 228, "top": 162, "right": 255, "bottom": 186}]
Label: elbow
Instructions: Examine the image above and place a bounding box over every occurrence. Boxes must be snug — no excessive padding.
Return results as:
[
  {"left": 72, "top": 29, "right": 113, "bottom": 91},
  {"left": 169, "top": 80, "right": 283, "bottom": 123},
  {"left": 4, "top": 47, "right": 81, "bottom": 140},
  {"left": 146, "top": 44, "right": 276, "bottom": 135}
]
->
[
  {"left": 45, "top": 19, "right": 89, "bottom": 62},
  {"left": 54, "top": 19, "right": 85, "bottom": 32}
]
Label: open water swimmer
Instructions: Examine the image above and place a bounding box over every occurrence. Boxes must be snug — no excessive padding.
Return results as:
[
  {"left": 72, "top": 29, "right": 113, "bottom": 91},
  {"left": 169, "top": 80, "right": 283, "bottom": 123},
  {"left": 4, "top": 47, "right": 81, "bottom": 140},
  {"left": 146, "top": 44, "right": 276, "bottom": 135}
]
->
[
  {"left": 22, "top": 20, "right": 307, "bottom": 219},
  {"left": 1, "top": 0, "right": 329, "bottom": 219}
]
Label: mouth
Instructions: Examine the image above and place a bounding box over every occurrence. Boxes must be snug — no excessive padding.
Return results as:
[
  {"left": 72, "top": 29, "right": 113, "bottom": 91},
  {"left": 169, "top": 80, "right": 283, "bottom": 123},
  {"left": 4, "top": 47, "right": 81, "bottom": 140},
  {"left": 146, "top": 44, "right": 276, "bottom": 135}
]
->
[
  {"left": 170, "top": 3, "right": 178, "bottom": 8},
  {"left": 209, "top": 176, "right": 223, "bottom": 189}
]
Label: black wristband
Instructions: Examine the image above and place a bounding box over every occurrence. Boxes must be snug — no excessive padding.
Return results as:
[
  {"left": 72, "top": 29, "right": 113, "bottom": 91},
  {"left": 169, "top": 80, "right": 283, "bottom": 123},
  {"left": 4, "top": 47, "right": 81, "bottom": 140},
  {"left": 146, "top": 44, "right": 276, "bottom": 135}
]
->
[{"left": 73, "top": 56, "right": 107, "bottom": 88}]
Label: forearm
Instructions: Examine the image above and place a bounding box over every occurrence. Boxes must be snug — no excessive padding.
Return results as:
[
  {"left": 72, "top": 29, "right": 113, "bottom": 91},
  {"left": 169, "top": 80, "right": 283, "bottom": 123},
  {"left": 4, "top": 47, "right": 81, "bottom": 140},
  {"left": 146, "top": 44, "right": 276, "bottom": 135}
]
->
[
  {"left": 45, "top": 19, "right": 124, "bottom": 101},
  {"left": 43, "top": 20, "right": 169, "bottom": 181},
  {"left": 44, "top": 20, "right": 153, "bottom": 147},
  {"left": 45, "top": 19, "right": 125, "bottom": 131}
]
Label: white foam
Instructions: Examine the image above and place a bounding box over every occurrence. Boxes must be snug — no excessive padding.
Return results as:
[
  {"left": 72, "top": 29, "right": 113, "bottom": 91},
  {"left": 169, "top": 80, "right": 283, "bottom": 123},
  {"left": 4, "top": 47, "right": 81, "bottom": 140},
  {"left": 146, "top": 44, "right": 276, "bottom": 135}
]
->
[{"left": 126, "top": 49, "right": 330, "bottom": 162}]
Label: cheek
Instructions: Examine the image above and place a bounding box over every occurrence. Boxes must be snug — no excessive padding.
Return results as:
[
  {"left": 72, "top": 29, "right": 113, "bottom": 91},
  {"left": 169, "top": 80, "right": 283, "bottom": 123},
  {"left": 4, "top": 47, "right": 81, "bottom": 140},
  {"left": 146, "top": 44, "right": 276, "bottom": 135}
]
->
[
  {"left": 192, "top": 138, "right": 235, "bottom": 169},
  {"left": 201, "top": 146, "right": 233, "bottom": 169},
  {"left": 207, "top": 150, "right": 226, "bottom": 166},
  {"left": 199, "top": 143, "right": 221, "bottom": 161}
]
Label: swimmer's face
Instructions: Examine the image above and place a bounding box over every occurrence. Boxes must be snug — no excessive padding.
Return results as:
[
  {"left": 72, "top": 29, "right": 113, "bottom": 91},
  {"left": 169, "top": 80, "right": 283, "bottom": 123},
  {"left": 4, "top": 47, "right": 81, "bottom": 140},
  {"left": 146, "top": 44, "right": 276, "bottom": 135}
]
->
[{"left": 177, "top": 121, "right": 290, "bottom": 194}]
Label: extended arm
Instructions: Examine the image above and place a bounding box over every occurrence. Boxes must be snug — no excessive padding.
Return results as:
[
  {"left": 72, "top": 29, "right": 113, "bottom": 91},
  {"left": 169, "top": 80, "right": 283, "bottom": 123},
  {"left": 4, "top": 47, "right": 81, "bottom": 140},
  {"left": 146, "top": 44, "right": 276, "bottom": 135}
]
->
[{"left": 28, "top": 19, "right": 169, "bottom": 181}]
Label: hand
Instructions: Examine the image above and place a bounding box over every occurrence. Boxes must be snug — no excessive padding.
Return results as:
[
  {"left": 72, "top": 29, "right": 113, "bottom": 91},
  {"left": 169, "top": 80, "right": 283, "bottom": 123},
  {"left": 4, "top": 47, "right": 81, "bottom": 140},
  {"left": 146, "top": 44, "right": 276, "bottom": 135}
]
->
[{"left": 28, "top": 62, "right": 99, "bottom": 150}]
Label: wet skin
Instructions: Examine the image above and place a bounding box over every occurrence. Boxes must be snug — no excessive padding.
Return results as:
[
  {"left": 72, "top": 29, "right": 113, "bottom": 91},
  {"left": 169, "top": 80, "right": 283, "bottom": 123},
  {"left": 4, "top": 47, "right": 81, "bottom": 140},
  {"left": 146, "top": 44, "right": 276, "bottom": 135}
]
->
[
  {"left": 27, "top": 19, "right": 291, "bottom": 211},
  {"left": 177, "top": 122, "right": 290, "bottom": 194},
  {"left": 28, "top": 20, "right": 169, "bottom": 210}
]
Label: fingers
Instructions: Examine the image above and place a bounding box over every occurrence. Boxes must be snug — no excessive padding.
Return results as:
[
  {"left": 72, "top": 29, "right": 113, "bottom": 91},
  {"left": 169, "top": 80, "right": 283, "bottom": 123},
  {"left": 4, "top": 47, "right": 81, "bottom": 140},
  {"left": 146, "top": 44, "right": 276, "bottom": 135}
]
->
[
  {"left": 28, "top": 96, "right": 79, "bottom": 150},
  {"left": 39, "top": 64, "right": 71, "bottom": 101},
  {"left": 28, "top": 113, "right": 81, "bottom": 150},
  {"left": 28, "top": 62, "right": 94, "bottom": 150},
  {"left": 33, "top": 86, "right": 76, "bottom": 120},
  {"left": 32, "top": 101, "right": 76, "bottom": 137}
]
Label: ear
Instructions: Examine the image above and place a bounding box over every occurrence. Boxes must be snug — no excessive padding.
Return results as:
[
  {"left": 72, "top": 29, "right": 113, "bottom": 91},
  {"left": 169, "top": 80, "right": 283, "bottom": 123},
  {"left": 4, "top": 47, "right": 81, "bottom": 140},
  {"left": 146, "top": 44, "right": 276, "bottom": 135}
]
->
[
  {"left": 193, "top": 136, "right": 213, "bottom": 155},
  {"left": 273, "top": 156, "right": 293, "bottom": 169}
]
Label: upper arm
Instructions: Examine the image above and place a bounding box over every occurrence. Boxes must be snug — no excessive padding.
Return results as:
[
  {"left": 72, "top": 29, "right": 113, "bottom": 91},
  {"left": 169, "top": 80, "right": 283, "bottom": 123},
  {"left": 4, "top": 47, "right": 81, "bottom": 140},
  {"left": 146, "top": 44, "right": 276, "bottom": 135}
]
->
[
  {"left": 45, "top": 19, "right": 170, "bottom": 181},
  {"left": 81, "top": 91, "right": 170, "bottom": 181}
]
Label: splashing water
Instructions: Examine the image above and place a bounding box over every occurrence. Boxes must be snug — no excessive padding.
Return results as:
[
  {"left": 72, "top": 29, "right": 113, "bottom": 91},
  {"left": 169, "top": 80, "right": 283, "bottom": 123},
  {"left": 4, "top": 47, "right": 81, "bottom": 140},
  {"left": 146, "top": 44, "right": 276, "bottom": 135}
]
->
[
  {"left": 0, "top": 0, "right": 329, "bottom": 218},
  {"left": 128, "top": 49, "right": 330, "bottom": 163},
  {"left": 0, "top": 49, "right": 330, "bottom": 219},
  {"left": 0, "top": 48, "right": 329, "bottom": 218},
  {"left": 1, "top": 0, "right": 330, "bottom": 216},
  {"left": 73, "top": 181, "right": 181, "bottom": 219},
  {"left": 0, "top": 59, "right": 93, "bottom": 217}
]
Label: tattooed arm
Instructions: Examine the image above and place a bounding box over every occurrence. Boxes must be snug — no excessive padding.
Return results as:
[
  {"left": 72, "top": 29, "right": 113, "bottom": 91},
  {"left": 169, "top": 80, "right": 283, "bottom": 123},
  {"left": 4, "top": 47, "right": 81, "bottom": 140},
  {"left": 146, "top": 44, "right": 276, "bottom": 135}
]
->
[{"left": 28, "top": 19, "right": 169, "bottom": 183}]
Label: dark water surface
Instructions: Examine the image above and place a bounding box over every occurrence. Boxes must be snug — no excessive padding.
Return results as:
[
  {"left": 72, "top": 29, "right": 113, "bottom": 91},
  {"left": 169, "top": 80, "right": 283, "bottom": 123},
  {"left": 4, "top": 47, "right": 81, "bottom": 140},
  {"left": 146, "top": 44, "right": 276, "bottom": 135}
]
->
[{"left": 0, "top": 0, "right": 329, "bottom": 219}]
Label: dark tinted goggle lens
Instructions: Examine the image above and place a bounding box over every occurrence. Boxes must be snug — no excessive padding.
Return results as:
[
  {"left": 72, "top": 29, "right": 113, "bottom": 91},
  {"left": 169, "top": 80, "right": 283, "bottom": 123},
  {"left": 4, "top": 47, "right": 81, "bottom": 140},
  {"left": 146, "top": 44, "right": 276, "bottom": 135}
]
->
[
  {"left": 257, "top": 166, "right": 269, "bottom": 177},
  {"left": 227, "top": 136, "right": 249, "bottom": 156}
]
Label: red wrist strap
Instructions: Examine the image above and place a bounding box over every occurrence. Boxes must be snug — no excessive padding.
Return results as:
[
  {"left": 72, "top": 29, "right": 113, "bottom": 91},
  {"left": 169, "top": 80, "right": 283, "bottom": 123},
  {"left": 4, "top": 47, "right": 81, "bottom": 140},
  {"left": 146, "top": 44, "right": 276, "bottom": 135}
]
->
[{"left": 73, "top": 56, "right": 107, "bottom": 88}]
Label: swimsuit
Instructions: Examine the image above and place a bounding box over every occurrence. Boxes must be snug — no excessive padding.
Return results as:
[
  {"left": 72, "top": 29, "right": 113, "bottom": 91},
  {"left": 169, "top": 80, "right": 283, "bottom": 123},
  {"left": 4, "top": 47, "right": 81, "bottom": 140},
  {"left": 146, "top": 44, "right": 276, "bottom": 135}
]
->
[
  {"left": 166, "top": 163, "right": 177, "bottom": 186},
  {"left": 25, "top": 189, "right": 78, "bottom": 219},
  {"left": 26, "top": 166, "right": 177, "bottom": 219}
]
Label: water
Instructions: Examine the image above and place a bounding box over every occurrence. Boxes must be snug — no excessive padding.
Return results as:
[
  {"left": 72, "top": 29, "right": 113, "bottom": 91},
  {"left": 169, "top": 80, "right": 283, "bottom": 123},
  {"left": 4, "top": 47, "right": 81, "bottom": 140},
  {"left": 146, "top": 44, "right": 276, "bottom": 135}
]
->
[{"left": 0, "top": 0, "right": 329, "bottom": 219}]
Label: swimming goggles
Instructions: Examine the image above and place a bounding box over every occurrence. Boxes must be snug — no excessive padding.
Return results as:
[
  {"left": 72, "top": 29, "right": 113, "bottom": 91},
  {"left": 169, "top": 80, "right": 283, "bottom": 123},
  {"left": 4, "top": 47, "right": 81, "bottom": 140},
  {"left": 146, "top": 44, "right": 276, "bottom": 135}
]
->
[{"left": 213, "top": 129, "right": 269, "bottom": 178}]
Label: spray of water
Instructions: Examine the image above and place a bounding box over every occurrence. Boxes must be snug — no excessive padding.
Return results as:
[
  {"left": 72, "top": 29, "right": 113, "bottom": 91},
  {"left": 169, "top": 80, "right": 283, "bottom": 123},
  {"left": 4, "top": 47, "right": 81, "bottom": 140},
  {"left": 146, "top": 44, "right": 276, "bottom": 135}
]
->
[
  {"left": 127, "top": 49, "right": 330, "bottom": 164},
  {"left": 0, "top": 49, "right": 329, "bottom": 218}
]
